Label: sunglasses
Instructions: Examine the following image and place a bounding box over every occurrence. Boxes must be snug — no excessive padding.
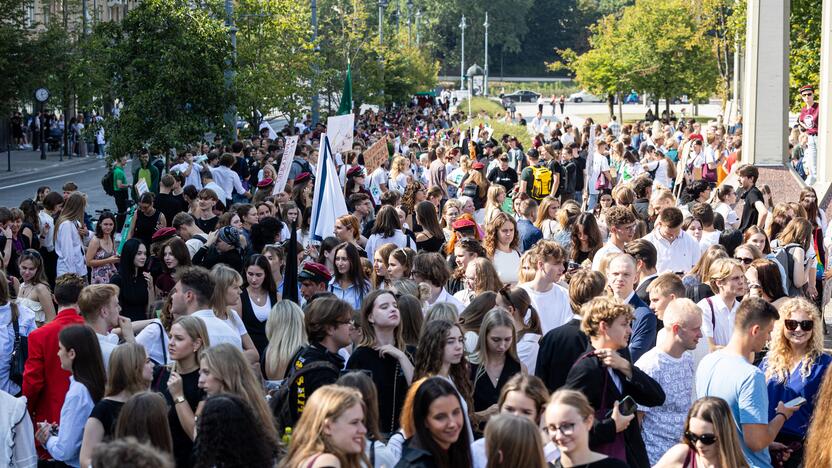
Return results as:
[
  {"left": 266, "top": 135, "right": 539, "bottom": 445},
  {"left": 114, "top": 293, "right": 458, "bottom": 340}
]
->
[
  {"left": 685, "top": 431, "right": 718, "bottom": 446},
  {"left": 734, "top": 256, "right": 753, "bottom": 265},
  {"left": 784, "top": 319, "right": 814, "bottom": 332},
  {"left": 802, "top": 92, "right": 814, "bottom": 97}
]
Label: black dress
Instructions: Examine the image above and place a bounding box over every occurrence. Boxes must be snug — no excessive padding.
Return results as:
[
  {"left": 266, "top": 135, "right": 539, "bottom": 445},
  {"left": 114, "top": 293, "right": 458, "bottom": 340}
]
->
[
  {"left": 346, "top": 345, "right": 413, "bottom": 437},
  {"left": 89, "top": 399, "right": 125, "bottom": 438},
  {"left": 239, "top": 288, "right": 277, "bottom": 357},
  {"left": 470, "top": 356, "right": 522, "bottom": 414},
  {"left": 161, "top": 369, "right": 205, "bottom": 468},
  {"left": 133, "top": 208, "right": 161, "bottom": 247},
  {"left": 194, "top": 216, "right": 219, "bottom": 234},
  {"left": 415, "top": 234, "right": 444, "bottom": 253},
  {"left": 110, "top": 272, "right": 150, "bottom": 322}
]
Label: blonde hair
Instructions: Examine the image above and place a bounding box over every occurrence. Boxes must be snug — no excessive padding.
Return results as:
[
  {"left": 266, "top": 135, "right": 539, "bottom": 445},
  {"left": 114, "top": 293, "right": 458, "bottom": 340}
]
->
[
  {"left": 484, "top": 414, "right": 547, "bottom": 468},
  {"left": 199, "top": 344, "right": 277, "bottom": 442},
  {"left": 517, "top": 250, "right": 536, "bottom": 284},
  {"left": 765, "top": 298, "right": 824, "bottom": 382},
  {"left": 484, "top": 184, "right": 507, "bottom": 226},
  {"left": 78, "top": 284, "right": 119, "bottom": 322},
  {"left": 389, "top": 155, "right": 407, "bottom": 181},
  {"left": 707, "top": 258, "right": 742, "bottom": 294},
  {"left": 425, "top": 302, "right": 459, "bottom": 324},
  {"left": 264, "top": 300, "right": 307, "bottom": 381},
  {"left": 534, "top": 197, "right": 561, "bottom": 228},
  {"left": 282, "top": 385, "right": 369, "bottom": 468},
  {"left": 209, "top": 264, "right": 242, "bottom": 320},
  {"left": 170, "top": 316, "right": 210, "bottom": 372},
  {"left": 581, "top": 296, "right": 634, "bottom": 337},
  {"left": 548, "top": 389, "right": 594, "bottom": 420},
  {"left": 106, "top": 343, "right": 149, "bottom": 397},
  {"left": 470, "top": 308, "right": 518, "bottom": 367},
  {"left": 466, "top": 257, "right": 503, "bottom": 295}
]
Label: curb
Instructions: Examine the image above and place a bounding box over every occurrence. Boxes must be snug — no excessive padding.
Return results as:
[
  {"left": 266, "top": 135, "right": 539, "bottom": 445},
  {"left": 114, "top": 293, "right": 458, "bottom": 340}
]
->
[{"left": 0, "top": 157, "right": 101, "bottom": 183}]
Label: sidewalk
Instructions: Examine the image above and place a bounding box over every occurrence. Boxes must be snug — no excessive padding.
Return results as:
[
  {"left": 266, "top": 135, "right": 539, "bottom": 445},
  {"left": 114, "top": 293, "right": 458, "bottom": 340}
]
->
[{"left": 0, "top": 148, "right": 102, "bottom": 183}]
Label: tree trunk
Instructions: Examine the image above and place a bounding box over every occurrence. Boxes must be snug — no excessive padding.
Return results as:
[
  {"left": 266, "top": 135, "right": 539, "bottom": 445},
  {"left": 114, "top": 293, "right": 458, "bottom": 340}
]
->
[
  {"left": 607, "top": 93, "right": 614, "bottom": 118},
  {"left": 617, "top": 92, "right": 623, "bottom": 124},
  {"left": 654, "top": 98, "right": 659, "bottom": 118},
  {"left": 665, "top": 97, "right": 670, "bottom": 119}
]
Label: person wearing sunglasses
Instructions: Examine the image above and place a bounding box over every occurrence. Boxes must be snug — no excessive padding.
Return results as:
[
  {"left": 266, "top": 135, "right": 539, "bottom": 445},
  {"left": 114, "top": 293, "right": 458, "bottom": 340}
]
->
[
  {"left": 654, "top": 397, "right": 749, "bottom": 468},
  {"left": 757, "top": 298, "right": 831, "bottom": 467},
  {"left": 797, "top": 84, "right": 818, "bottom": 185}
]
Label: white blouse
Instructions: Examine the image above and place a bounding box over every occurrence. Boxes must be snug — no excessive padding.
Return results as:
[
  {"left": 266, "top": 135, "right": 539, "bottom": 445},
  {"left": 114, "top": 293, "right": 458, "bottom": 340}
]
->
[{"left": 55, "top": 221, "right": 87, "bottom": 277}]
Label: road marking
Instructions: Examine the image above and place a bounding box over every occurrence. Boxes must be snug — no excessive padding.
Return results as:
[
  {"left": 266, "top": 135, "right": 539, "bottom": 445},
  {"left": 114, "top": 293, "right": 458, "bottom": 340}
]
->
[{"left": 0, "top": 165, "right": 105, "bottom": 190}]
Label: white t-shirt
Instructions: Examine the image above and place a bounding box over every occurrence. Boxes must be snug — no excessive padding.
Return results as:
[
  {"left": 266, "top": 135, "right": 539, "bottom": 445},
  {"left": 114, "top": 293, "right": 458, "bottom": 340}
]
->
[
  {"left": 698, "top": 295, "right": 739, "bottom": 347},
  {"left": 519, "top": 283, "right": 572, "bottom": 334},
  {"left": 492, "top": 249, "right": 521, "bottom": 285},
  {"left": 644, "top": 159, "right": 672, "bottom": 189},
  {"left": 250, "top": 296, "right": 272, "bottom": 322},
  {"left": 714, "top": 202, "right": 739, "bottom": 228},
  {"left": 191, "top": 309, "right": 243, "bottom": 349},
  {"left": 136, "top": 319, "right": 171, "bottom": 365},
  {"left": 588, "top": 152, "right": 610, "bottom": 195},
  {"left": 171, "top": 161, "right": 203, "bottom": 190},
  {"left": 38, "top": 211, "right": 55, "bottom": 251},
  {"left": 591, "top": 242, "right": 622, "bottom": 272},
  {"left": 517, "top": 333, "right": 541, "bottom": 375},
  {"left": 367, "top": 166, "right": 389, "bottom": 190},
  {"left": 224, "top": 310, "right": 248, "bottom": 338}
]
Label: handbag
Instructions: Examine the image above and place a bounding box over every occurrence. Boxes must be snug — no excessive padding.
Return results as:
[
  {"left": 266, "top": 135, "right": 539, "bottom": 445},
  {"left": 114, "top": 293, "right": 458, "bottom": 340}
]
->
[
  {"left": 572, "top": 351, "right": 627, "bottom": 461},
  {"left": 594, "top": 171, "right": 611, "bottom": 191},
  {"left": 701, "top": 163, "right": 717, "bottom": 183},
  {"left": 9, "top": 303, "right": 27, "bottom": 386}
]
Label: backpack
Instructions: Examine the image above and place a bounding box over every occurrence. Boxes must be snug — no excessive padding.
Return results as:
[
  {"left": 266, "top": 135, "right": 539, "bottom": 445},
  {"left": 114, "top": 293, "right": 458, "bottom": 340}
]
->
[
  {"left": 530, "top": 165, "right": 553, "bottom": 201},
  {"left": 291, "top": 158, "right": 313, "bottom": 176},
  {"left": 767, "top": 243, "right": 801, "bottom": 295},
  {"left": 268, "top": 349, "right": 340, "bottom": 430},
  {"left": 102, "top": 168, "right": 116, "bottom": 196},
  {"left": 548, "top": 160, "right": 568, "bottom": 197}
]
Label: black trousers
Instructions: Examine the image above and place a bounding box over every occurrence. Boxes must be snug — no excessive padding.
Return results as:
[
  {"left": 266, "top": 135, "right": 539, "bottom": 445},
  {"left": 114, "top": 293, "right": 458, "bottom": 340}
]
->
[{"left": 114, "top": 190, "right": 129, "bottom": 231}]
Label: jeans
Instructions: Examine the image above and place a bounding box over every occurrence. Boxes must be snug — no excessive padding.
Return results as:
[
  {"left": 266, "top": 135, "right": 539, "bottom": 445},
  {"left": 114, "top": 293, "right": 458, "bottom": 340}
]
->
[
  {"left": 114, "top": 190, "right": 129, "bottom": 231},
  {"left": 805, "top": 134, "right": 817, "bottom": 185},
  {"left": 586, "top": 193, "right": 599, "bottom": 212}
]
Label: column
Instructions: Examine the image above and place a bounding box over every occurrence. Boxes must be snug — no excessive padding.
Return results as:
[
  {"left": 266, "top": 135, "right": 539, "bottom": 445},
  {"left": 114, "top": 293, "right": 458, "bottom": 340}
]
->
[
  {"left": 742, "top": 0, "right": 790, "bottom": 166},
  {"left": 818, "top": 0, "right": 832, "bottom": 185}
]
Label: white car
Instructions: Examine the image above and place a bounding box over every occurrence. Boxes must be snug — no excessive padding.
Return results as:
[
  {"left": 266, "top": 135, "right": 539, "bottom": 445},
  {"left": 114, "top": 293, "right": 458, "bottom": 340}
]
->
[{"left": 568, "top": 90, "right": 605, "bottom": 103}]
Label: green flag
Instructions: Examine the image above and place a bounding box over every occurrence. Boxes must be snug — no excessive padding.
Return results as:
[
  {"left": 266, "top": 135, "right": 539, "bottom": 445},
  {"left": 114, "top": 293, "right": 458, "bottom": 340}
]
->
[{"left": 337, "top": 64, "right": 352, "bottom": 115}]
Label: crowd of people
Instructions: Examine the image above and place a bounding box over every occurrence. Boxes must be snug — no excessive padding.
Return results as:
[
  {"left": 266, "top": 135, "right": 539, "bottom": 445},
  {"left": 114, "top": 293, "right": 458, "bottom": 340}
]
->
[{"left": 0, "top": 86, "right": 829, "bottom": 468}]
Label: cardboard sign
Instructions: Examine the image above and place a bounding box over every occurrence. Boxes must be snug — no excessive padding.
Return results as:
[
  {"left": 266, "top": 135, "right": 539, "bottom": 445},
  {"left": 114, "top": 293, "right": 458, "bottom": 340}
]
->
[
  {"left": 363, "top": 137, "right": 388, "bottom": 174},
  {"left": 327, "top": 114, "right": 355, "bottom": 155},
  {"left": 273, "top": 135, "right": 299, "bottom": 194},
  {"left": 135, "top": 179, "right": 149, "bottom": 197}
]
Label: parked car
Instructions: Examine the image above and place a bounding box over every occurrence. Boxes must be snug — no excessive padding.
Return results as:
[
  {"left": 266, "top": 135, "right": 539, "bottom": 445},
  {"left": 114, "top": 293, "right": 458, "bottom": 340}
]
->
[
  {"left": 568, "top": 90, "right": 604, "bottom": 103},
  {"left": 500, "top": 90, "right": 541, "bottom": 104}
]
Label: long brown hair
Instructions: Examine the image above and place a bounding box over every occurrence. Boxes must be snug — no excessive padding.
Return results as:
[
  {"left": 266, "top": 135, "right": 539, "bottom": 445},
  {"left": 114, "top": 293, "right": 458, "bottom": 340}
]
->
[
  {"left": 54, "top": 192, "right": 86, "bottom": 243},
  {"left": 115, "top": 392, "right": 173, "bottom": 455},
  {"left": 683, "top": 398, "right": 749, "bottom": 468},
  {"left": 414, "top": 320, "right": 473, "bottom": 406},
  {"left": 485, "top": 414, "right": 546, "bottom": 468},
  {"left": 484, "top": 212, "right": 519, "bottom": 257},
  {"left": 358, "top": 289, "right": 406, "bottom": 352}
]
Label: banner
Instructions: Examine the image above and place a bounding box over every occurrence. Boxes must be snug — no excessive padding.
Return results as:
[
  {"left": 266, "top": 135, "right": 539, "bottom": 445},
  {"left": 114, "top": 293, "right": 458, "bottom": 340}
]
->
[
  {"left": 259, "top": 120, "right": 277, "bottom": 140},
  {"left": 310, "top": 135, "right": 349, "bottom": 242},
  {"left": 327, "top": 113, "right": 354, "bottom": 155},
  {"left": 363, "top": 137, "right": 388, "bottom": 174},
  {"left": 273, "top": 135, "right": 299, "bottom": 195}
]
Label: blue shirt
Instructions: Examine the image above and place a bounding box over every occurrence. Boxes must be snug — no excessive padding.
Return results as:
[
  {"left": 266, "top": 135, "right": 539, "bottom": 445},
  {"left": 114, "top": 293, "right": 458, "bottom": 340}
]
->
[
  {"left": 46, "top": 376, "right": 95, "bottom": 468},
  {"left": 759, "top": 353, "right": 832, "bottom": 438},
  {"left": 328, "top": 279, "right": 370, "bottom": 310},
  {"left": 516, "top": 218, "right": 543, "bottom": 253},
  {"left": 696, "top": 351, "right": 770, "bottom": 468}
]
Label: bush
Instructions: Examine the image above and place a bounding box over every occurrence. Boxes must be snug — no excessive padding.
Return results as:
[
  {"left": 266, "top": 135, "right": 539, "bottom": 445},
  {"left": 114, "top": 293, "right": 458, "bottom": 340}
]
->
[{"left": 458, "top": 97, "right": 505, "bottom": 118}]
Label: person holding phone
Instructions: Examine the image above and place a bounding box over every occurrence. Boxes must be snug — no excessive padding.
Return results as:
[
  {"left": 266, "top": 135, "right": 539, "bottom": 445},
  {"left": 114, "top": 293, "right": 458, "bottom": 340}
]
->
[
  {"left": 758, "top": 298, "right": 831, "bottom": 467},
  {"left": 563, "top": 297, "right": 665, "bottom": 468}
]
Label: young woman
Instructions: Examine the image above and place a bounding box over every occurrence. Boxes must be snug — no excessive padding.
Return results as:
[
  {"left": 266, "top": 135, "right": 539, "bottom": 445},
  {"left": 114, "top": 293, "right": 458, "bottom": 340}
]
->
[
  {"left": 262, "top": 300, "right": 307, "bottom": 385},
  {"left": 337, "top": 372, "right": 397, "bottom": 468},
  {"left": 745, "top": 259, "right": 789, "bottom": 309},
  {"left": 413, "top": 320, "right": 474, "bottom": 443},
  {"left": 387, "top": 247, "right": 415, "bottom": 283},
  {"left": 16, "top": 249, "right": 55, "bottom": 325},
  {"left": 209, "top": 264, "right": 259, "bottom": 363},
  {"left": 335, "top": 214, "right": 364, "bottom": 248},
  {"left": 113, "top": 392, "right": 173, "bottom": 456},
  {"left": 396, "top": 376, "right": 473, "bottom": 468},
  {"left": 683, "top": 217, "right": 704, "bottom": 244},
  {"left": 654, "top": 397, "right": 748, "bottom": 468},
  {"left": 775, "top": 218, "right": 815, "bottom": 297},
  {"left": 549, "top": 201, "right": 582, "bottom": 249},
  {"left": 471, "top": 374, "right": 558, "bottom": 468},
  {"left": 743, "top": 225, "right": 770, "bottom": 254},
  {"left": 329, "top": 242, "right": 372, "bottom": 310},
  {"left": 483, "top": 184, "right": 507, "bottom": 227},
  {"left": 389, "top": 155, "right": 412, "bottom": 194},
  {"left": 455, "top": 258, "right": 502, "bottom": 307},
  {"left": 469, "top": 308, "right": 524, "bottom": 433},
  {"left": 366, "top": 205, "right": 417, "bottom": 261},
  {"left": 194, "top": 188, "right": 220, "bottom": 233},
  {"left": 457, "top": 292, "right": 498, "bottom": 351},
  {"left": 372, "top": 243, "right": 397, "bottom": 290},
  {"left": 262, "top": 243, "right": 285, "bottom": 294},
  {"left": 441, "top": 200, "right": 462, "bottom": 242},
  {"left": 216, "top": 211, "right": 242, "bottom": 231},
  {"left": 401, "top": 181, "right": 428, "bottom": 230},
  {"left": 239, "top": 254, "right": 278, "bottom": 356},
  {"left": 713, "top": 184, "right": 739, "bottom": 230},
  {"left": 534, "top": 197, "right": 561, "bottom": 241},
  {"left": 496, "top": 286, "right": 543, "bottom": 375},
  {"left": 546, "top": 389, "right": 629, "bottom": 468},
  {"left": 163, "top": 316, "right": 209, "bottom": 466},
  {"left": 194, "top": 394, "right": 279, "bottom": 468},
  {"left": 35, "top": 325, "right": 106, "bottom": 468},
  {"left": 397, "top": 293, "right": 424, "bottom": 348},
  {"left": 110, "top": 238, "right": 154, "bottom": 322},
  {"left": 282, "top": 385, "right": 369, "bottom": 468},
  {"left": 414, "top": 201, "right": 445, "bottom": 253},
  {"left": 198, "top": 344, "right": 278, "bottom": 442},
  {"left": 155, "top": 237, "right": 191, "bottom": 298},
  {"left": 758, "top": 298, "right": 830, "bottom": 466},
  {"left": 483, "top": 414, "right": 547, "bottom": 468},
  {"left": 86, "top": 211, "right": 119, "bottom": 285},
  {"left": 347, "top": 290, "right": 414, "bottom": 437},
  {"left": 79, "top": 343, "right": 153, "bottom": 467},
  {"left": 448, "top": 238, "right": 488, "bottom": 295},
  {"left": 128, "top": 192, "right": 166, "bottom": 248},
  {"left": 193, "top": 226, "right": 245, "bottom": 273},
  {"left": 0, "top": 270, "right": 36, "bottom": 395},
  {"left": 485, "top": 212, "right": 521, "bottom": 285},
  {"left": 55, "top": 192, "right": 88, "bottom": 277}
]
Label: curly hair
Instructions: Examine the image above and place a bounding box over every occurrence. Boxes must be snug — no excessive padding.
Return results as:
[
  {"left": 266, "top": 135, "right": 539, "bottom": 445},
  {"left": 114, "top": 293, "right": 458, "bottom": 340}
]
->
[
  {"left": 764, "top": 298, "right": 824, "bottom": 382},
  {"left": 414, "top": 320, "right": 473, "bottom": 407},
  {"left": 580, "top": 296, "right": 635, "bottom": 337},
  {"left": 401, "top": 180, "right": 426, "bottom": 215},
  {"left": 193, "top": 394, "right": 280, "bottom": 468},
  {"left": 484, "top": 212, "right": 519, "bottom": 258}
]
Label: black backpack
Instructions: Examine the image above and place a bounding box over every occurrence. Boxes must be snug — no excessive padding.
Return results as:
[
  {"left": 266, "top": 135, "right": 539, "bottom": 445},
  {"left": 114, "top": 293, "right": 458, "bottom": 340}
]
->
[
  {"left": 291, "top": 158, "right": 313, "bottom": 176},
  {"left": 102, "top": 168, "right": 116, "bottom": 196},
  {"left": 268, "top": 350, "right": 340, "bottom": 430},
  {"left": 549, "top": 160, "right": 569, "bottom": 197}
]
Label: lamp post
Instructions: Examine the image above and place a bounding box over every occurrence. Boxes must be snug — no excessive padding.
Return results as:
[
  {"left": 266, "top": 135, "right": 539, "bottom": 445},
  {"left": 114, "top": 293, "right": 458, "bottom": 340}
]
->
[
  {"left": 224, "top": 0, "right": 238, "bottom": 141},
  {"left": 311, "top": 0, "right": 319, "bottom": 126},
  {"left": 483, "top": 12, "right": 489, "bottom": 97},
  {"left": 378, "top": 0, "right": 388, "bottom": 45},
  {"left": 459, "top": 15, "right": 466, "bottom": 91},
  {"left": 415, "top": 8, "right": 421, "bottom": 45},
  {"left": 407, "top": 0, "right": 413, "bottom": 45}
]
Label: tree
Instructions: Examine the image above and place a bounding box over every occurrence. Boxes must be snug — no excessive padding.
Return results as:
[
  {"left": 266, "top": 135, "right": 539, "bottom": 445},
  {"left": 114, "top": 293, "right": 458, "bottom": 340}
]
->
[
  {"left": 0, "top": 0, "right": 33, "bottom": 117},
  {"left": 102, "top": 0, "right": 230, "bottom": 158},
  {"left": 790, "top": 0, "right": 822, "bottom": 110},
  {"left": 698, "top": 0, "right": 746, "bottom": 105}
]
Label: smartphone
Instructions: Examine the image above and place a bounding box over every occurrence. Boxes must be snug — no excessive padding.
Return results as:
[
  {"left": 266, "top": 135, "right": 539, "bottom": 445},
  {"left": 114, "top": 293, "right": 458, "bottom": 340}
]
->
[
  {"left": 784, "top": 396, "right": 807, "bottom": 408},
  {"left": 618, "top": 396, "right": 637, "bottom": 417},
  {"left": 567, "top": 261, "right": 581, "bottom": 271}
]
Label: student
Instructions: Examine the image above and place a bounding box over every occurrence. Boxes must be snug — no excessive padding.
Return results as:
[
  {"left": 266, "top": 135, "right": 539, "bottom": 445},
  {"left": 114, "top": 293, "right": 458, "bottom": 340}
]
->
[
  {"left": 484, "top": 212, "right": 521, "bottom": 285},
  {"left": 337, "top": 372, "right": 398, "bottom": 468},
  {"left": 209, "top": 264, "right": 259, "bottom": 363},
  {"left": 329, "top": 242, "right": 371, "bottom": 311},
  {"left": 413, "top": 252, "right": 465, "bottom": 314},
  {"left": 18, "top": 248, "right": 57, "bottom": 323},
  {"left": 396, "top": 377, "right": 473, "bottom": 468},
  {"left": 519, "top": 241, "right": 572, "bottom": 334},
  {"left": 495, "top": 285, "right": 543, "bottom": 374},
  {"left": 109, "top": 238, "right": 154, "bottom": 322},
  {"left": 35, "top": 325, "right": 106, "bottom": 468},
  {"left": 347, "top": 290, "right": 414, "bottom": 437},
  {"left": 78, "top": 284, "right": 131, "bottom": 369},
  {"left": 283, "top": 385, "right": 369, "bottom": 468},
  {"left": 644, "top": 207, "right": 701, "bottom": 275},
  {"left": 78, "top": 343, "right": 153, "bottom": 467},
  {"left": 0, "top": 269, "right": 36, "bottom": 395},
  {"left": 695, "top": 297, "right": 797, "bottom": 467},
  {"left": 55, "top": 193, "right": 89, "bottom": 278},
  {"left": 168, "top": 266, "right": 242, "bottom": 349},
  {"left": 483, "top": 414, "right": 547, "bottom": 468},
  {"left": 192, "top": 394, "right": 279, "bottom": 467},
  {"left": 113, "top": 392, "right": 173, "bottom": 456},
  {"left": 698, "top": 258, "right": 745, "bottom": 352},
  {"left": 737, "top": 165, "right": 767, "bottom": 232},
  {"left": 590, "top": 206, "right": 636, "bottom": 272}
]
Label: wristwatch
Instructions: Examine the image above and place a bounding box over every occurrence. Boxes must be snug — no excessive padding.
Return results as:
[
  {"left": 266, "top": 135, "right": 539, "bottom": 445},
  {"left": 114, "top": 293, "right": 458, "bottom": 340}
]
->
[{"left": 174, "top": 395, "right": 187, "bottom": 405}]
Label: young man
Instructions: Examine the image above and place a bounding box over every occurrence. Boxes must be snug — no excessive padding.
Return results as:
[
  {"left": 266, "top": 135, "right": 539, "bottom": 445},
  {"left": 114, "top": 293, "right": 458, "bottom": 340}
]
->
[
  {"left": 171, "top": 213, "right": 207, "bottom": 258},
  {"left": 585, "top": 140, "right": 611, "bottom": 211},
  {"left": 691, "top": 202, "right": 720, "bottom": 250},
  {"left": 591, "top": 205, "right": 637, "bottom": 271},
  {"left": 698, "top": 258, "right": 746, "bottom": 352},
  {"left": 797, "top": 84, "right": 818, "bottom": 184},
  {"left": 170, "top": 150, "right": 203, "bottom": 190},
  {"left": 737, "top": 164, "right": 768, "bottom": 232},
  {"left": 78, "top": 284, "right": 133, "bottom": 369},
  {"left": 646, "top": 273, "right": 686, "bottom": 322},
  {"left": 631, "top": 175, "right": 652, "bottom": 221},
  {"left": 644, "top": 206, "right": 701, "bottom": 275},
  {"left": 635, "top": 298, "right": 702, "bottom": 466},
  {"left": 154, "top": 174, "right": 188, "bottom": 228},
  {"left": 696, "top": 297, "right": 795, "bottom": 468},
  {"left": 486, "top": 154, "right": 518, "bottom": 194},
  {"left": 113, "top": 155, "right": 130, "bottom": 231},
  {"left": 606, "top": 254, "right": 656, "bottom": 362},
  {"left": 624, "top": 239, "right": 658, "bottom": 304},
  {"left": 22, "top": 273, "right": 86, "bottom": 460},
  {"left": 299, "top": 262, "right": 332, "bottom": 304},
  {"left": 518, "top": 148, "right": 553, "bottom": 201},
  {"left": 132, "top": 151, "right": 160, "bottom": 197},
  {"left": 348, "top": 193, "right": 375, "bottom": 238},
  {"left": 169, "top": 266, "right": 241, "bottom": 349},
  {"left": 520, "top": 241, "right": 572, "bottom": 334},
  {"left": 515, "top": 198, "right": 543, "bottom": 253},
  {"left": 211, "top": 153, "right": 249, "bottom": 207}
]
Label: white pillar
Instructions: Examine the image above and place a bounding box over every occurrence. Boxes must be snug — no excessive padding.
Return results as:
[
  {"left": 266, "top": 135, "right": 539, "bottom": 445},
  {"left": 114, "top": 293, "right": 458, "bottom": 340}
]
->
[
  {"left": 742, "top": 0, "right": 790, "bottom": 165},
  {"left": 818, "top": 0, "right": 832, "bottom": 185}
]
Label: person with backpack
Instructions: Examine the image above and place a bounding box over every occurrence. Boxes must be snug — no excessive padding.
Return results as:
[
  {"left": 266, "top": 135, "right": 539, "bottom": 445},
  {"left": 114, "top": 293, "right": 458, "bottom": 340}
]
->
[
  {"left": 697, "top": 258, "right": 745, "bottom": 353},
  {"left": 544, "top": 145, "right": 568, "bottom": 201},
  {"left": 770, "top": 217, "right": 815, "bottom": 299},
  {"left": 286, "top": 146, "right": 314, "bottom": 191},
  {"left": 518, "top": 149, "right": 554, "bottom": 202},
  {"left": 110, "top": 155, "right": 130, "bottom": 232}
]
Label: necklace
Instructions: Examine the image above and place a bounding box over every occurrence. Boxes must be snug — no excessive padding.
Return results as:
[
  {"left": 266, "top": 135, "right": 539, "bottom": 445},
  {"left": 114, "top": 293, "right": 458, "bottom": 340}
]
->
[{"left": 249, "top": 289, "right": 268, "bottom": 306}]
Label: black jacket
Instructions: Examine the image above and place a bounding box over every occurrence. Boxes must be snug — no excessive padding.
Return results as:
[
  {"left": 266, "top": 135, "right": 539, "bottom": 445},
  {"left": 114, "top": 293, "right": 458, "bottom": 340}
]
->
[
  {"left": 394, "top": 440, "right": 439, "bottom": 468},
  {"left": 289, "top": 343, "right": 343, "bottom": 424},
  {"left": 239, "top": 288, "right": 278, "bottom": 357},
  {"left": 563, "top": 344, "right": 665, "bottom": 468},
  {"left": 535, "top": 318, "right": 588, "bottom": 393}
]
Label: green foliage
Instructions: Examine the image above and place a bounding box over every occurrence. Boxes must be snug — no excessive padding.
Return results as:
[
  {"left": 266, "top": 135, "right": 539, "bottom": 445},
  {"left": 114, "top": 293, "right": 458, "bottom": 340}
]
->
[
  {"left": 458, "top": 97, "right": 506, "bottom": 118},
  {"left": 0, "top": 0, "right": 32, "bottom": 116},
  {"left": 102, "top": 0, "right": 230, "bottom": 157},
  {"left": 698, "top": 0, "right": 746, "bottom": 103},
  {"left": 790, "top": 0, "right": 822, "bottom": 110}
]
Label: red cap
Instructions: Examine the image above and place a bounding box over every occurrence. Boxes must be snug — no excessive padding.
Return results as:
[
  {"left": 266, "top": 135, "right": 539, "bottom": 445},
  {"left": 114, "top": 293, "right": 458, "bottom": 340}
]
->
[
  {"left": 299, "top": 261, "right": 332, "bottom": 283},
  {"left": 452, "top": 219, "right": 477, "bottom": 230},
  {"left": 151, "top": 227, "right": 177, "bottom": 243},
  {"left": 295, "top": 172, "right": 312, "bottom": 184},
  {"left": 346, "top": 165, "right": 364, "bottom": 177},
  {"left": 472, "top": 161, "right": 485, "bottom": 170},
  {"left": 799, "top": 84, "right": 814, "bottom": 94},
  {"left": 257, "top": 178, "right": 274, "bottom": 187}
]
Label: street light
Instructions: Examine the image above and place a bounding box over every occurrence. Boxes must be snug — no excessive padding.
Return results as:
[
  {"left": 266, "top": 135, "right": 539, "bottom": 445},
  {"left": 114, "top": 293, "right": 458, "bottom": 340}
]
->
[
  {"left": 407, "top": 0, "right": 413, "bottom": 45},
  {"left": 378, "top": 0, "right": 388, "bottom": 45},
  {"left": 415, "top": 8, "right": 421, "bottom": 45},
  {"left": 459, "top": 15, "right": 466, "bottom": 91},
  {"left": 311, "top": 0, "right": 319, "bottom": 126},
  {"left": 483, "top": 12, "right": 489, "bottom": 97}
]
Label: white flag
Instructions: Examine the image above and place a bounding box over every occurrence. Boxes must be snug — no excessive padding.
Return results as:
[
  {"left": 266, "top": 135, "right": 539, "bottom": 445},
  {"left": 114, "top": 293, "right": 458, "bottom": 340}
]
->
[
  {"left": 273, "top": 135, "right": 299, "bottom": 195},
  {"left": 259, "top": 120, "right": 278, "bottom": 140},
  {"left": 310, "top": 135, "right": 349, "bottom": 242}
]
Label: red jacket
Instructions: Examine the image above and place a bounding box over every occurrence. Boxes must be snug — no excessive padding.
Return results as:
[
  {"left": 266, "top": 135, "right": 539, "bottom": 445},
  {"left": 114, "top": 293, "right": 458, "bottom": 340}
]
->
[{"left": 22, "top": 308, "right": 84, "bottom": 425}]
